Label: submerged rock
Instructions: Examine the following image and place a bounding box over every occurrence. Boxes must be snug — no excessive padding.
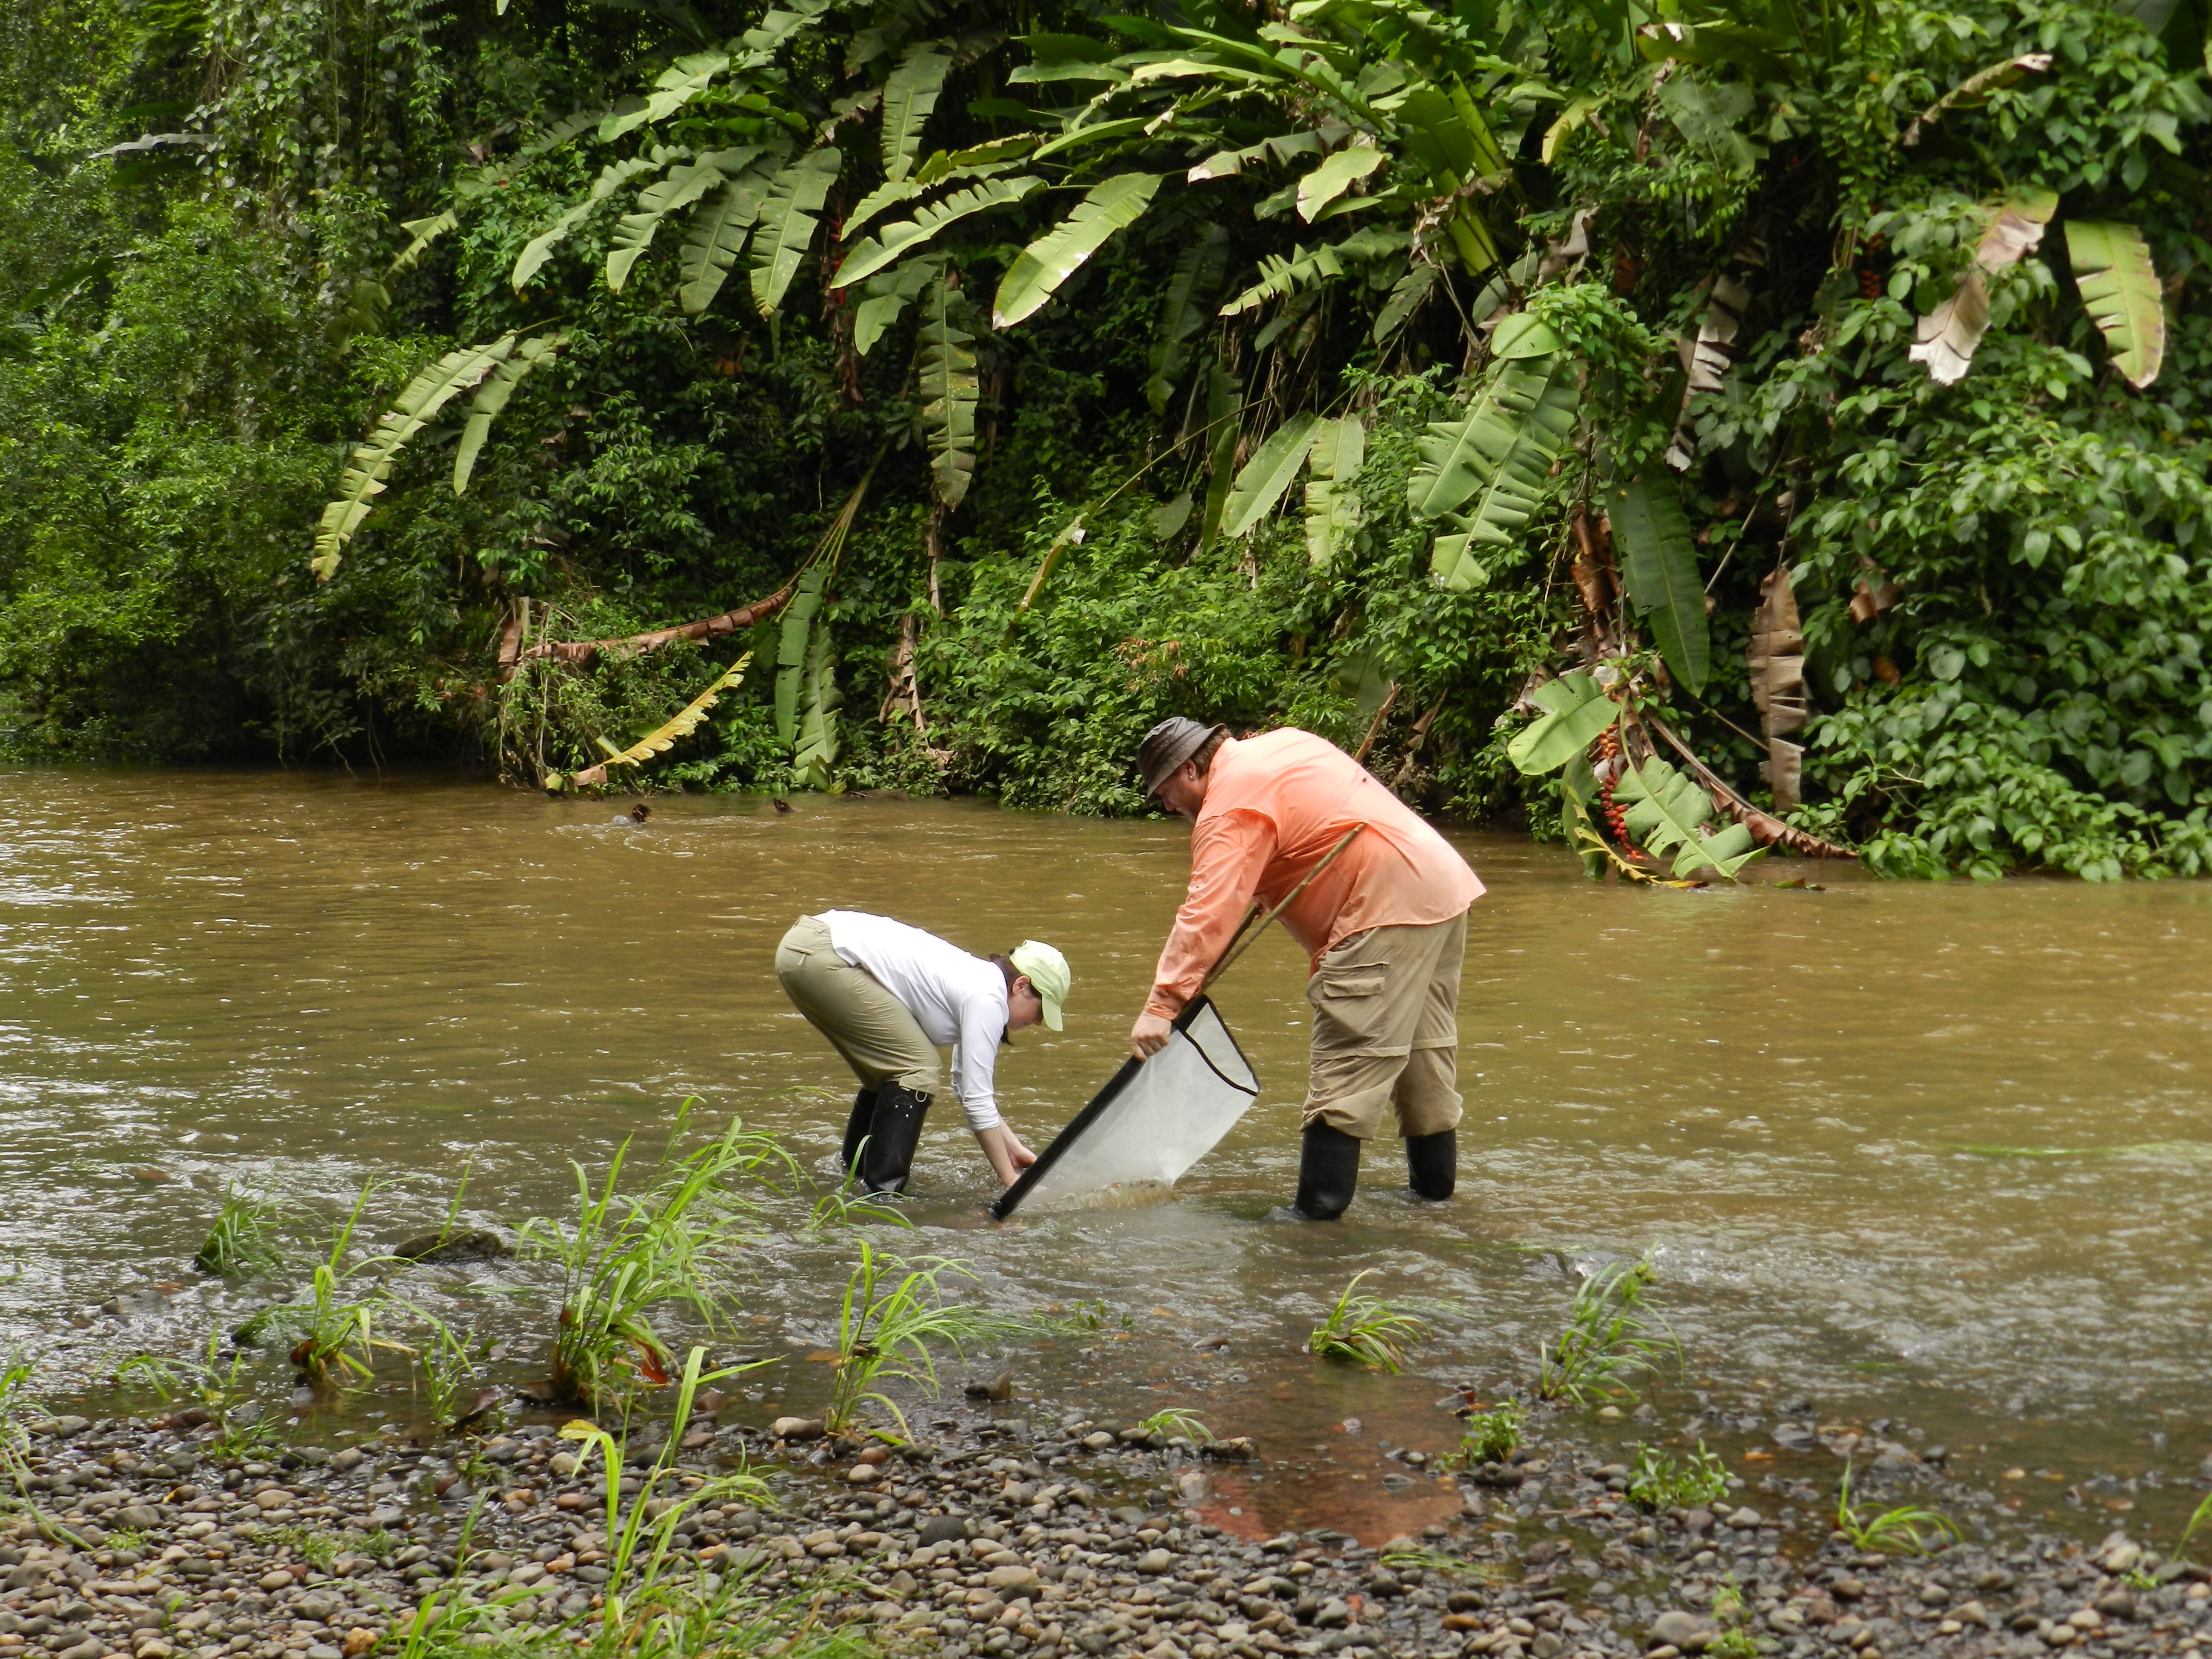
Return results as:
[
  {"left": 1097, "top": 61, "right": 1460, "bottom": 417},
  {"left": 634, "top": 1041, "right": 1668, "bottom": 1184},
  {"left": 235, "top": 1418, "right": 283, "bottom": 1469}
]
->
[{"left": 388, "top": 1228, "right": 508, "bottom": 1262}]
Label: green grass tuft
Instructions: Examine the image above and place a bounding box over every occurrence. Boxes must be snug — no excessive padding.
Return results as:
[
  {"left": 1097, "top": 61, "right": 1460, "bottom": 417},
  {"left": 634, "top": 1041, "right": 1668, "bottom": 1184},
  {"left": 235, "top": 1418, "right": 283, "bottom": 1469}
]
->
[
  {"left": 1536, "top": 1259, "right": 1677, "bottom": 1405},
  {"left": 1307, "top": 1271, "right": 1430, "bottom": 1373},
  {"left": 1834, "top": 1463, "right": 1960, "bottom": 1555}
]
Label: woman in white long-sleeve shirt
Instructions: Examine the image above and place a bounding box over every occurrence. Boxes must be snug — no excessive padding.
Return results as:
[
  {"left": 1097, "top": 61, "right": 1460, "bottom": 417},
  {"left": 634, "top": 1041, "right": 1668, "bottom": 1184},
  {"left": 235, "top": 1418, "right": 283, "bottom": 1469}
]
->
[{"left": 773, "top": 911, "right": 1072, "bottom": 1193}]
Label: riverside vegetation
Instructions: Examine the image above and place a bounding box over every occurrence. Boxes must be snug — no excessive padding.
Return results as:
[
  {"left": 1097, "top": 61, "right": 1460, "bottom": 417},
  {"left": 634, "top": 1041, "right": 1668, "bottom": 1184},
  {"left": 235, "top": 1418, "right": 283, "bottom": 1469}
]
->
[
  {"left": 4, "top": 0, "right": 2211, "bottom": 879},
  {"left": 5, "top": 1115, "right": 2212, "bottom": 1658}
]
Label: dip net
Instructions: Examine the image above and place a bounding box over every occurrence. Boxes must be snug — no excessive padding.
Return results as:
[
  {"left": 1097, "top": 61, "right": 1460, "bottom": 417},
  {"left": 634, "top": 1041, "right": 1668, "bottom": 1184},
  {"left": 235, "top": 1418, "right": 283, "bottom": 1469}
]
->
[{"left": 989, "top": 996, "right": 1259, "bottom": 1219}]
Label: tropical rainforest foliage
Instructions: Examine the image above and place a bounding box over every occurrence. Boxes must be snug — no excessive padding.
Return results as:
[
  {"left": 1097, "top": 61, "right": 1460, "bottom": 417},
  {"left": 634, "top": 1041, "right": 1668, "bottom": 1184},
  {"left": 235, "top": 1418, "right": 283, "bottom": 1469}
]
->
[{"left": 3, "top": 0, "right": 2210, "bottom": 878}]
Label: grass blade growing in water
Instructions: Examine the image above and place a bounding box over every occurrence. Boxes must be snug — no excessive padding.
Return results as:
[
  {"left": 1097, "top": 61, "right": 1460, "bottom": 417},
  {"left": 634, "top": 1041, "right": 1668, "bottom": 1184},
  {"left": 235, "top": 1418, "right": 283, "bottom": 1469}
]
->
[
  {"left": 1536, "top": 1258, "right": 1677, "bottom": 1405},
  {"left": 1307, "top": 1270, "right": 1431, "bottom": 1373}
]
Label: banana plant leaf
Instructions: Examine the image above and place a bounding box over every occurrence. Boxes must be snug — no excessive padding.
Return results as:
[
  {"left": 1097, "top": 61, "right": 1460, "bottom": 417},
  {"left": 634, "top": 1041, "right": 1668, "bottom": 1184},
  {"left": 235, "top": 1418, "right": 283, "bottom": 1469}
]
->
[
  {"left": 2065, "top": 219, "right": 2165, "bottom": 389},
  {"left": 1612, "top": 476, "right": 1709, "bottom": 695},
  {"left": 1505, "top": 672, "right": 1620, "bottom": 775},
  {"left": 774, "top": 563, "right": 830, "bottom": 743},
  {"left": 1613, "top": 757, "right": 1764, "bottom": 881}
]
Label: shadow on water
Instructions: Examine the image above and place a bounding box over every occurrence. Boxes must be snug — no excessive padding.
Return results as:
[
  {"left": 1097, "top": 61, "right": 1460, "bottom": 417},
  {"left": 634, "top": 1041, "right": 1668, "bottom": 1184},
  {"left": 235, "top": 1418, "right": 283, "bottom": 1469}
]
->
[{"left": 2, "top": 767, "right": 2209, "bottom": 1542}]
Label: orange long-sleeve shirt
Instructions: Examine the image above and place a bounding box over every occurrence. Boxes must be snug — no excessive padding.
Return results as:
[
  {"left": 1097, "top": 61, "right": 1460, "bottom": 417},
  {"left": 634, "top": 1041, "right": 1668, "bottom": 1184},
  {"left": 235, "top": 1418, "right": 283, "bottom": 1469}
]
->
[{"left": 1145, "top": 728, "right": 1484, "bottom": 1019}]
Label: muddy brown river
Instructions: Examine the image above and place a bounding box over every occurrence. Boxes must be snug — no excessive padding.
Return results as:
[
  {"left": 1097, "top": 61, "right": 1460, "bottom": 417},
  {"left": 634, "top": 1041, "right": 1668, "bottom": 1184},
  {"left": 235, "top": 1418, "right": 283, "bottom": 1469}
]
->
[{"left": 2, "top": 769, "right": 2208, "bottom": 1546}]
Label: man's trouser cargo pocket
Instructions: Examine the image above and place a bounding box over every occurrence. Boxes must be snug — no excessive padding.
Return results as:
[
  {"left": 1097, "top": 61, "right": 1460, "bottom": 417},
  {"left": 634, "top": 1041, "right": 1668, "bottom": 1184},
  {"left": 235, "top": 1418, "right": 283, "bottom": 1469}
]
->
[{"left": 1302, "top": 911, "right": 1469, "bottom": 1139}]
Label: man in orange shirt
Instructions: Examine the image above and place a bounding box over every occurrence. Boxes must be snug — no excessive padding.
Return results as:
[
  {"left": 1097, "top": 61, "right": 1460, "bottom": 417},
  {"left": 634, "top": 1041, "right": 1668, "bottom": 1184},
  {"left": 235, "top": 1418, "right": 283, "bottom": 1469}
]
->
[{"left": 1128, "top": 718, "right": 1484, "bottom": 1219}]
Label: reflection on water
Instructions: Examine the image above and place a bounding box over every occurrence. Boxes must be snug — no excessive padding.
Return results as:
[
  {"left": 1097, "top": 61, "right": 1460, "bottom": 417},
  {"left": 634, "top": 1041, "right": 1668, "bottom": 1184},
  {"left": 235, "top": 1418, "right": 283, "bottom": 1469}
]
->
[{"left": 2, "top": 768, "right": 2209, "bottom": 1540}]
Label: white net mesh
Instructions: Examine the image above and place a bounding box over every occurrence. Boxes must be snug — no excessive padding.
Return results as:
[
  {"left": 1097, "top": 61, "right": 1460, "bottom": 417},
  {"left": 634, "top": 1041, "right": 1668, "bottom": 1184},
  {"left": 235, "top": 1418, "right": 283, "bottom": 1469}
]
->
[{"left": 993, "top": 997, "right": 1259, "bottom": 1218}]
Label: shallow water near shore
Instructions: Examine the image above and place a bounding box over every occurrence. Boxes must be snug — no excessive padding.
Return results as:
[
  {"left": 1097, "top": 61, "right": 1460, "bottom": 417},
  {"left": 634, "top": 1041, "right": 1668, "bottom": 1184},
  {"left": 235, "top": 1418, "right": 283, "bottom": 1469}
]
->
[{"left": 2, "top": 768, "right": 2208, "bottom": 1546}]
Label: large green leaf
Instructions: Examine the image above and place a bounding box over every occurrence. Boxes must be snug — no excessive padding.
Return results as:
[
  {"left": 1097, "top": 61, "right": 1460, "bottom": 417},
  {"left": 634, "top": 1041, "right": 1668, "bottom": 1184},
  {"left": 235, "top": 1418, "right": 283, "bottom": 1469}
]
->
[
  {"left": 387, "top": 210, "right": 457, "bottom": 276},
  {"left": 1303, "top": 415, "right": 1366, "bottom": 569},
  {"left": 2065, "top": 219, "right": 2166, "bottom": 389},
  {"left": 748, "top": 149, "right": 843, "bottom": 317},
  {"left": 1198, "top": 363, "right": 1242, "bottom": 548},
  {"left": 1505, "top": 672, "right": 1621, "bottom": 775},
  {"left": 1415, "top": 355, "right": 1579, "bottom": 592},
  {"left": 453, "top": 333, "right": 566, "bottom": 496},
  {"left": 1612, "top": 476, "right": 1710, "bottom": 695},
  {"left": 607, "top": 149, "right": 759, "bottom": 292},
  {"left": 792, "top": 616, "right": 842, "bottom": 790},
  {"left": 881, "top": 45, "right": 952, "bottom": 182},
  {"left": 1297, "top": 144, "right": 1385, "bottom": 222},
  {"left": 602, "top": 50, "right": 728, "bottom": 138},
  {"left": 1145, "top": 224, "right": 1231, "bottom": 416},
  {"left": 1392, "top": 86, "right": 1473, "bottom": 189},
  {"left": 511, "top": 158, "right": 658, "bottom": 291},
  {"left": 831, "top": 176, "right": 1043, "bottom": 287},
  {"left": 1220, "top": 413, "right": 1322, "bottom": 539},
  {"left": 1410, "top": 355, "right": 1549, "bottom": 519},
  {"left": 842, "top": 179, "right": 922, "bottom": 239},
  {"left": 677, "top": 165, "right": 775, "bottom": 315},
  {"left": 1218, "top": 228, "right": 1407, "bottom": 317},
  {"left": 774, "top": 562, "right": 831, "bottom": 744},
  {"left": 992, "top": 173, "right": 1162, "bottom": 327},
  {"left": 1372, "top": 263, "right": 1438, "bottom": 345},
  {"left": 1453, "top": 361, "right": 1578, "bottom": 566},
  {"left": 916, "top": 274, "right": 978, "bottom": 510},
  {"left": 853, "top": 255, "right": 940, "bottom": 357},
  {"left": 1613, "top": 757, "right": 1764, "bottom": 881},
  {"left": 313, "top": 336, "right": 518, "bottom": 580}
]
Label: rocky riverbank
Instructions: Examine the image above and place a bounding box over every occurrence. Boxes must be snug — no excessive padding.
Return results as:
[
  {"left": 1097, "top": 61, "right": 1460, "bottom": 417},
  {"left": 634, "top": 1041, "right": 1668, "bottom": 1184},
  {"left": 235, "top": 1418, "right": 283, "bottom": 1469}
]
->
[{"left": 2, "top": 1404, "right": 2208, "bottom": 1659}]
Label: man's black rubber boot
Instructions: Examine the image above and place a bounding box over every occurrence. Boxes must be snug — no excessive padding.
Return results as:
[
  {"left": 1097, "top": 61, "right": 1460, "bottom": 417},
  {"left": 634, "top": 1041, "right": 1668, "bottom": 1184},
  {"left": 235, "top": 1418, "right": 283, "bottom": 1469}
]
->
[
  {"left": 1406, "top": 1129, "right": 1457, "bottom": 1201},
  {"left": 860, "top": 1084, "right": 932, "bottom": 1194},
  {"left": 839, "top": 1088, "right": 879, "bottom": 1181},
  {"left": 1293, "top": 1121, "right": 1361, "bottom": 1220}
]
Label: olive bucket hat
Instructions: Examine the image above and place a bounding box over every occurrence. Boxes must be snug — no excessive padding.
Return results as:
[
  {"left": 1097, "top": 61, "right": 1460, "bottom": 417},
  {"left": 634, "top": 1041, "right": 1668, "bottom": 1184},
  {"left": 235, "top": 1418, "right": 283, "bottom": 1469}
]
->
[{"left": 1136, "top": 717, "right": 1227, "bottom": 797}]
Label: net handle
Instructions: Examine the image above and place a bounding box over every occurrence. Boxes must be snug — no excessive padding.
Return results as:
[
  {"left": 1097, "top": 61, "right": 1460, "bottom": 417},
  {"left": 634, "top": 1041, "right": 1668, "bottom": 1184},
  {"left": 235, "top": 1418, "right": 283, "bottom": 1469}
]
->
[{"left": 1199, "top": 823, "right": 1366, "bottom": 992}]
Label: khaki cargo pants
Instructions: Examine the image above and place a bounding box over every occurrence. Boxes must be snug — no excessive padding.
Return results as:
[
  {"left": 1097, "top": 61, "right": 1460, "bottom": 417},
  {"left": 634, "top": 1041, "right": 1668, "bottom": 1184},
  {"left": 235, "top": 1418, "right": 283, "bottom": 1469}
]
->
[
  {"left": 1302, "top": 910, "right": 1469, "bottom": 1140},
  {"left": 774, "top": 915, "right": 941, "bottom": 1096}
]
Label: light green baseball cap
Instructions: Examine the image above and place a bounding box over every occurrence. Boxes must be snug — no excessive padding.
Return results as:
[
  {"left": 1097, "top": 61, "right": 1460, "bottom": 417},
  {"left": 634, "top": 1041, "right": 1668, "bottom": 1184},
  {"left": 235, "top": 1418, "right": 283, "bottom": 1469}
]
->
[{"left": 1009, "top": 940, "right": 1071, "bottom": 1031}]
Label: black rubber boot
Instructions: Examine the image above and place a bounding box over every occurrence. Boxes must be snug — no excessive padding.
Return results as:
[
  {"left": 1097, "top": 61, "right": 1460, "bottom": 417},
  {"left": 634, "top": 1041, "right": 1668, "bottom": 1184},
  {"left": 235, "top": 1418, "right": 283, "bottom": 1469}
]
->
[
  {"left": 1406, "top": 1129, "right": 1457, "bottom": 1201},
  {"left": 839, "top": 1088, "right": 879, "bottom": 1181},
  {"left": 1293, "top": 1121, "right": 1361, "bottom": 1220},
  {"left": 860, "top": 1083, "right": 932, "bottom": 1194}
]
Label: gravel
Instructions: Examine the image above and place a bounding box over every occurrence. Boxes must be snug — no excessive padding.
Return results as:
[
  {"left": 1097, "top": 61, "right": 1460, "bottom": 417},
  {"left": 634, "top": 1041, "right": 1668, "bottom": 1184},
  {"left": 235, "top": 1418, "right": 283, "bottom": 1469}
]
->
[{"left": 0, "top": 1406, "right": 2206, "bottom": 1659}]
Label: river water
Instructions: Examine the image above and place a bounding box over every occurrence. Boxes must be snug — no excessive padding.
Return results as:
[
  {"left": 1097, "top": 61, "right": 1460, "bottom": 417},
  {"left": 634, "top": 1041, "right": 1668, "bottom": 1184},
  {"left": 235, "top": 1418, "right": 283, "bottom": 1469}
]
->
[{"left": 3, "top": 769, "right": 2208, "bottom": 1544}]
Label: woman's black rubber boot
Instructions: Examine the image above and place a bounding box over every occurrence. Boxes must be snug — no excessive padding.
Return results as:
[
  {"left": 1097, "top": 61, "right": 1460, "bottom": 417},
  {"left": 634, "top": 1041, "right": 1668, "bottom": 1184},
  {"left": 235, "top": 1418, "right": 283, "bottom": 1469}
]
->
[
  {"left": 1406, "top": 1129, "right": 1457, "bottom": 1201},
  {"left": 860, "top": 1083, "right": 932, "bottom": 1193},
  {"left": 1293, "top": 1121, "right": 1362, "bottom": 1220},
  {"left": 839, "top": 1088, "right": 879, "bottom": 1181}
]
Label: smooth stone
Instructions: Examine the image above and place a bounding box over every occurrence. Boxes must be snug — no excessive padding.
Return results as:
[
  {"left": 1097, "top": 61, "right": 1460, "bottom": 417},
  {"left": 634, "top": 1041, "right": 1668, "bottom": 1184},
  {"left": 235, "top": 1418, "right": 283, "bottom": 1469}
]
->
[
  {"left": 1650, "top": 1610, "right": 1716, "bottom": 1651},
  {"left": 918, "top": 1517, "right": 971, "bottom": 1546},
  {"left": 770, "top": 1418, "right": 825, "bottom": 1442},
  {"left": 1135, "top": 1551, "right": 1173, "bottom": 1575},
  {"left": 1722, "top": 1507, "right": 1762, "bottom": 1529}
]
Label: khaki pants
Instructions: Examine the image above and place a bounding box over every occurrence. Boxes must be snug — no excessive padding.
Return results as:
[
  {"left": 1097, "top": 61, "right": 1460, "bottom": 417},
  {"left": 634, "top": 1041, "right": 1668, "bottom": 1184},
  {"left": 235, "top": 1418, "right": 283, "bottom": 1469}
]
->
[
  {"left": 774, "top": 916, "right": 941, "bottom": 1096},
  {"left": 1302, "top": 911, "right": 1468, "bottom": 1140}
]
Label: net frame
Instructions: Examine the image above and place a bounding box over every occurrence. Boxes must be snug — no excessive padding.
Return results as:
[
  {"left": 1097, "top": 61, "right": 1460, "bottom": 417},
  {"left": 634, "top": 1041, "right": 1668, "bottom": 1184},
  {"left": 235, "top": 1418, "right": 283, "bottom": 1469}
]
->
[{"left": 988, "top": 994, "right": 1259, "bottom": 1220}]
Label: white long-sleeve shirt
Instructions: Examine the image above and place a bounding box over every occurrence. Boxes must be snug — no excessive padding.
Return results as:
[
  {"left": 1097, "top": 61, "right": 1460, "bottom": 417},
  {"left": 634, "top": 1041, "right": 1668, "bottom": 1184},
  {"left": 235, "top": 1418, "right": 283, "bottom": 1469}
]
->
[{"left": 819, "top": 911, "right": 1010, "bottom": 1132}]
